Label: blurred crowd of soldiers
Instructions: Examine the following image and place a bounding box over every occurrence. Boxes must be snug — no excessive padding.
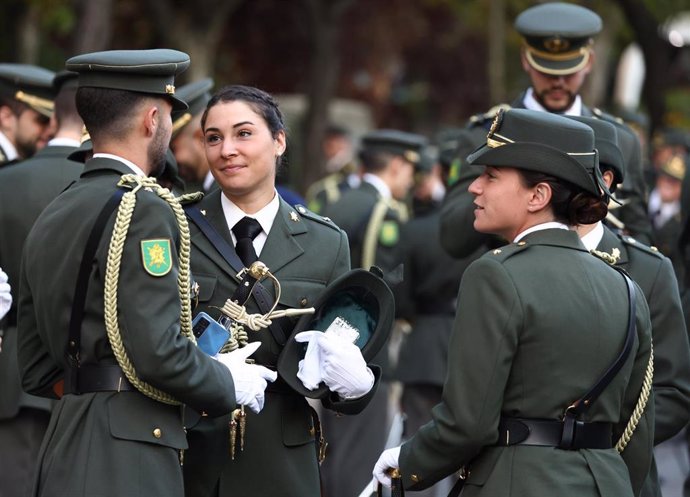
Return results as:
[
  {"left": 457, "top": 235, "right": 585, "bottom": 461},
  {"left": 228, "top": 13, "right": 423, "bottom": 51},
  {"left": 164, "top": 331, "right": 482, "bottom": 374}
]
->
[{"left": 1, "top": 2, "right": 690, "bottom": 497}]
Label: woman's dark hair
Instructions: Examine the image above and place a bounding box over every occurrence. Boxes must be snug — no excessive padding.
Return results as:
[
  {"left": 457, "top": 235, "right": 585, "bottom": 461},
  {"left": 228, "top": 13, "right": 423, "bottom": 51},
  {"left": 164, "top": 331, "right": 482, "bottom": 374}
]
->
[
  {"left": 201, "top": 85, "right": 287, "bottom": 170},
  {"left": 201, "top": 85, "right": 286, "bottom": 139},
  {"left": 519, "top": 169, "right": 608, "bottom": 225}
]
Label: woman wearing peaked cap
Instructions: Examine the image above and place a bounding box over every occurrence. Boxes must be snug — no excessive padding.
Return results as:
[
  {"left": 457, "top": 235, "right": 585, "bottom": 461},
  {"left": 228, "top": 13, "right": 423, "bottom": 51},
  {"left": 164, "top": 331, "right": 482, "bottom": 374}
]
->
[{"left": 373, "top": 108, "right": 654, "bottom": 497}]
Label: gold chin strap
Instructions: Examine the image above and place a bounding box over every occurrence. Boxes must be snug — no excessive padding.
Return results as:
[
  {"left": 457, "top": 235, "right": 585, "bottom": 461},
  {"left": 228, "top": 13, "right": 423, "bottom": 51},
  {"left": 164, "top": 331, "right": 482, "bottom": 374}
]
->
[
  {"left": 14, "top": 91, "right": 54, "bottom": 117},
  {"left": 524, "top": 45, "right": 591, "bottom": 76}
]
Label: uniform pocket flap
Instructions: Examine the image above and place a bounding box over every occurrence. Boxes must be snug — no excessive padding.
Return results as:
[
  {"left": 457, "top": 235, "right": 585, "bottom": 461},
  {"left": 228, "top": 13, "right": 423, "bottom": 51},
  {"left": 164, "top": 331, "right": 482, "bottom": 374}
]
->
[
  {"left": 281, "top": 395, "right": 314, "bottom": 447},
  {"left": 465, "top": 447, "right": 503, "bottom": 486},
  {"left": 108, "top": 393, "right": 188, "bottom": 449},
  {"left": 277, "top": 278, "right": 326, "bottom": 310}
]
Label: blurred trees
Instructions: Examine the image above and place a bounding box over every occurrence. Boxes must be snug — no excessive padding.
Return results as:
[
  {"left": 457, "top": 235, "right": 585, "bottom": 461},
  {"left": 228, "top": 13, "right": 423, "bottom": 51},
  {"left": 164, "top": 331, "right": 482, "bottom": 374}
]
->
[{"left": 1, "top": 0, "right": 688, "bottom": 192}]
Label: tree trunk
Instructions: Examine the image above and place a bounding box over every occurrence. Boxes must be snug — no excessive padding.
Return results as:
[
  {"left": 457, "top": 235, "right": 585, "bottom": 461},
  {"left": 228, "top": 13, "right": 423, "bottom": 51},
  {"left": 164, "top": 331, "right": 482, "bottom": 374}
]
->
[
  {"left": 487, "top": 0, "right": 506, "bottom": 104},
  {"left": 613, "top": 0, "right": 673, "bottom": 134},
  {"left": 73, "top": 0, "right": 114, "bottom": 54},
  {"left": 299, "top": 0, "right": 352, "bottom": 194},
  {"left": 18, "top": 3, "right": 40, "bottom": 63}
]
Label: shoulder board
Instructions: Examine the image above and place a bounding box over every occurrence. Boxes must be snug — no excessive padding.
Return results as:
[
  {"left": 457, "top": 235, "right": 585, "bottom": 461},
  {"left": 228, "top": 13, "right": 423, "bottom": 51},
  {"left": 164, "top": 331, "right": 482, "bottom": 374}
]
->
[
  {"left": 468, "top": 103, "right": 512, "bottom": 127},
  {"left": 619, "top": 235, "right": 664, "bottom": 259},
  {"left": 481, "top": 240, "right": 529, "bottom": 262},
  {"left": 591, "top": 107, "right": 625, "bottom": 125},
  {"left": 294, "top": 204, "right": 341, "bottom": 231},
  {"left": 177, "top": 191, "right": 204, "bottom": 206}
]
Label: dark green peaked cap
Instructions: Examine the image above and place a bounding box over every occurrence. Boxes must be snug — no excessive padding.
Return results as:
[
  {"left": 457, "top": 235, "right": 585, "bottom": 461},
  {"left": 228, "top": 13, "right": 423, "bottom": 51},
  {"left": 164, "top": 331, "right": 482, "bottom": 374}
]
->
[
  {"left": 515, "top": 2, "right": 602, "bottom": 76},
  {"left": 172, "top": 77, "right": 214, "bottom": 136},
  {"left": 360, "top": 129, "right": 428, "bottom": 168},
  {"left": 66, "top": 49, "right": 190, "bottom": 111},
  {"left": 467, "top": 108, "right": 600, "bottom": 196},
  {"left": 0, "top": 63, "right": 56, "bottom": 117},
  {"left": 52, "top": 70, "right": 79, "bottom": 93},
  {"left": 567, "top": 115, "right": 624, "bottom": 185}
]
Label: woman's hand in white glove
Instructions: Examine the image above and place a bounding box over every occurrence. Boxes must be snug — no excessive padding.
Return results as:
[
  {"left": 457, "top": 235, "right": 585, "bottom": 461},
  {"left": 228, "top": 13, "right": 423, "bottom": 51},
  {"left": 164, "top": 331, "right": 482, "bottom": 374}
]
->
[
  {"left": 372, "top": 446, "right": 401, "bottom": 487},
  {"left": 295, "top": 330, "right": 374, "bottom": 400}
]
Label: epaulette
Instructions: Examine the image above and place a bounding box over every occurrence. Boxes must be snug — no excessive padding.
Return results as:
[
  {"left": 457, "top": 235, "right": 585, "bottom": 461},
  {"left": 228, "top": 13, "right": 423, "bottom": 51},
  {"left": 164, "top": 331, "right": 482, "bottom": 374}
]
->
[
  {"left": 482, "top": 240, "right": 530, "bottom": 262},
  {"left": 294, "top": 204, "right": 341, "bottom": 231},
  {"left": 619, "top": 235, "right": 664, "bottom": 259},
  {"left": 177, "top": 191, "right": 204, "bottom": 205},
  {"left": 468, "top": 103, "right": 512, "bottom": 127},
  {"left": 591, "top": 107, "right": 625, "bottom": 125}
]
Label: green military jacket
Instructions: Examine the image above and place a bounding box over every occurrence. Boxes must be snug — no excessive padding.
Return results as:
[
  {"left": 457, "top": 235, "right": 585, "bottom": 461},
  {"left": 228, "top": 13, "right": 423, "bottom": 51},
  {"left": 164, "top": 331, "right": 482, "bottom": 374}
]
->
[
  {"left": 598, "top": 227, "right": 690, "bottom": 497},
  {"left": 0, "top": 145, "right": 83, "bottom": 420},
  {"left": 17, "top": 157, "right": 236, "bottom": 497},
  {"left": 183, "top": 190, "right": 378, "bottom": 497},
  {"left": 399, "top": 229, "right": 654, "bottom": 497}
]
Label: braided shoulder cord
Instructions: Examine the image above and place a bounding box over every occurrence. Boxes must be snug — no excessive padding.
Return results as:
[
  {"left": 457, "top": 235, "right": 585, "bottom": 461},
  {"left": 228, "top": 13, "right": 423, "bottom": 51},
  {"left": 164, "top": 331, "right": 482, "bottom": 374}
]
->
[
  {"left": 615, "top": 341, "right": 654, "bottom": 452},
  {"left": 103, "top": 174, "right": 195, "bottom": 405}
]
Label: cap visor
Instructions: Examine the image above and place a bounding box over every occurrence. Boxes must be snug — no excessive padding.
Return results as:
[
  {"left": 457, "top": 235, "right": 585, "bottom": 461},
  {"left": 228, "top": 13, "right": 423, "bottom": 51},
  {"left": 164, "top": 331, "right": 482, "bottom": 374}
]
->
[{"left": 525, "top": 50, "right": 589, "bottom": 76}]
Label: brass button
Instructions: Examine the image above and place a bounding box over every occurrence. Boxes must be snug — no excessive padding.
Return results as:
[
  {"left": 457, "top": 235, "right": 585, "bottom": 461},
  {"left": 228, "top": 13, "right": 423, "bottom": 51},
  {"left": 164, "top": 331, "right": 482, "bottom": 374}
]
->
[
  {"left": 153, "top": 428, "right": 162, "bottom": 439},
  {"left": 300, "top": 298, "right": 308, "bottom": 307},
  {"left": 517, "top": 241, "right": 526, "bottom": 246},
  {"left": 411, "top": 474, "right": 419, "bottom": 482},
  {"left": 309, "top": 427, "right": 315, "bottom": 436}
]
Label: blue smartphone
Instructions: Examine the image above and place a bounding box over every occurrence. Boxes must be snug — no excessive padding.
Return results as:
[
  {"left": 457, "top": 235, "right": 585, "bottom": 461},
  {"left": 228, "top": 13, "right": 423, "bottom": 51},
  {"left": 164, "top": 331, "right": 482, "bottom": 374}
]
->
[{"left": 192, "top": 312, "right": 231, "bottom": 356}]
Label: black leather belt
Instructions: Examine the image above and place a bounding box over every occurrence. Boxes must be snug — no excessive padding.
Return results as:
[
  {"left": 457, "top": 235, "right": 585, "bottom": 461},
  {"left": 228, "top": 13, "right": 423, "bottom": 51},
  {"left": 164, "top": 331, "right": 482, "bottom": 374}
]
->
[
  {"left": 497, "top": 417, "right": 612, "bottom": 450},
  {"left": 64, "top": 365, "right": 135, "bottom": 394}
]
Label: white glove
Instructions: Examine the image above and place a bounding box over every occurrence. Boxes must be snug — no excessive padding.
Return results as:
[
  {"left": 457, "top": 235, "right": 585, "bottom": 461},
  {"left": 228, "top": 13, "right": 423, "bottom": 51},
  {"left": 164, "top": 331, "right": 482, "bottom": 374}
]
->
[
  {"left": 0, "top": 268, "right": 11, "bottom": 320},
  {"left": 373, "top": 446, "right": 401, "bottom": 487},
  {"left": 215, "top": 342, "right": 277, "bottom": 414},
  {"left": 294, "top": 330, "right": 374, "bottom": 400}
]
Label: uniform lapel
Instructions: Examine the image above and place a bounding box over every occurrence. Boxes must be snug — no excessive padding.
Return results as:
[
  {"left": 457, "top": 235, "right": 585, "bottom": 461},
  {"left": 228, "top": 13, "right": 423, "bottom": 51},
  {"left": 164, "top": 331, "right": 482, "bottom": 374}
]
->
[
  {"left": 257, "top": 198, "right": 307, "bottom": 275},
  {"left": 191, "top": 189, "right": 241, "bottom": 281}
]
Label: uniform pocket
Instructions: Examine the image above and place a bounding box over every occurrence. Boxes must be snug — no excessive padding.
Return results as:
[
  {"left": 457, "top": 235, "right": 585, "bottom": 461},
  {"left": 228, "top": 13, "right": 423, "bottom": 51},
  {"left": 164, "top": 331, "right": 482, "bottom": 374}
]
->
[
  {"left": 194, "top": 273, "right": 218, "bottom": 303},
  {"left": 280, "top": 394, "right": 315, "bottom": 447},
  {"left": 277, "top": 278, "right": 327, "bottom": 310},
  {"left": 108, "top": 393, "right": 188, "bottom": 449}
]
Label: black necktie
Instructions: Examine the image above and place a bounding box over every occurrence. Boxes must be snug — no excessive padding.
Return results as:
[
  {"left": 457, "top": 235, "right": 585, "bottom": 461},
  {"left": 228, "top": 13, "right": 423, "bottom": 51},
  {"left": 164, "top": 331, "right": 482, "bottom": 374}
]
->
[{"left": 232, "top": 217, "right": 262, "bottom": 267}]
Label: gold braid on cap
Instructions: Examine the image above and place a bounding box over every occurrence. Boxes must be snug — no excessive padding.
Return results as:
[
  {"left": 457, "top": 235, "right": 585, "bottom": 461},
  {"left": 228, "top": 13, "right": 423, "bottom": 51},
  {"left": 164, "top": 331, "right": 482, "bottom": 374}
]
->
[
  {"left": 14, "top": 91, "right": 54, "bottom": 115},
  {"left": 172, "top": 113, "right": 193, "bottom": 135}
]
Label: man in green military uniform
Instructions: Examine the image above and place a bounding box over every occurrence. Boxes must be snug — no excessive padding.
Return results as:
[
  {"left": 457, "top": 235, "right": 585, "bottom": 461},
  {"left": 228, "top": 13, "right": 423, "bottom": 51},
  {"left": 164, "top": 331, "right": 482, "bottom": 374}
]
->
[
  {"left": 441, "top": 1, "right": 651, "bottom": 262},
  {"left": 17, "top": 49, "right": 274, "bottom": 497},
  {"left": 320, "top": 129, "right": 428, "bottom": 497},
  {"left": 571, "top": 115, "right": 690, "bottom": 497},
  {"left": 170, "top": 77, "right": 217, "bottom": 193},
  {"left": 0, "top": 69, "right": 83, "bottom": 497},
  {"left": 0, "top": 64, "right": 55, "bottom": 166},
  {"left": 305, "top": 124, "right": 360, "bottom": 214}
]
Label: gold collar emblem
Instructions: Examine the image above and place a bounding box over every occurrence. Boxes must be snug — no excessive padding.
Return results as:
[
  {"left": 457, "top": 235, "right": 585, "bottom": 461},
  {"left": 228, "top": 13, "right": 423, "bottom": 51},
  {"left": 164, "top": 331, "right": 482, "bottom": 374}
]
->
[{"left": 290, "top": 211, "right": 299, "bottom": 222}]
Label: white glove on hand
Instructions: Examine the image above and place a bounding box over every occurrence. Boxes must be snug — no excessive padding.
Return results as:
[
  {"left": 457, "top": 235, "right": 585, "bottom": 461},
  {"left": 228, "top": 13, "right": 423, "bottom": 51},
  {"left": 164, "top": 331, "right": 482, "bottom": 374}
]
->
[
  {"left": 0, "top": 268, "right": 11, "bottom": 320},
  {"left": 294, "top": 330, "right": 374, "bottom": 400},
  {"left": 215, "top": 342, "right": 277, "bottom": 414},
  {"left": 373, "top": 446, "right": 401, "bottom": 488}
]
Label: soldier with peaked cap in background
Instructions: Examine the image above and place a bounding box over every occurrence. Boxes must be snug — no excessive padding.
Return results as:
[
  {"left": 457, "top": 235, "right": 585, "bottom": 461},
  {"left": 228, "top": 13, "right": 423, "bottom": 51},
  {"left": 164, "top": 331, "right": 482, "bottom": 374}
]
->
[
  {"left": 392, "top": 140, "right": 467, "bottom": 497},
  {"left": 170, "top": 77, "right": 217, "bottom": 193},
  {"left": 305, "top": 123, "right": 360, "bottom": 214},
  {"left": 0, "top": 64, "right": 55, "bottom": 166},
  {"left": 373, "top": 108, "right": 654, "bottom": 497},
  {"left": 441, "top": 2, "right": 652, "bottom": 265},
  {"left": 320, "top": 129, "right": 428, "bottom": 497},
  {"left": 0, "top": 70, "right": 83, "bottom": 497},
  {"left": 570, "top": 115, "right": 690, "bottom": 497},
  {"left": 16, "top": 50, "right": 276, "bottom": 497}
]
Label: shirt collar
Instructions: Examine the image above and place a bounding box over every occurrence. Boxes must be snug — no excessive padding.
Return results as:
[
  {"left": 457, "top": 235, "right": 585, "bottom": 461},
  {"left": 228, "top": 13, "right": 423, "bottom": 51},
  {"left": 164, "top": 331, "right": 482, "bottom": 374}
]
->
[
  {"left": 47, "top": 137, "right": 81, "bottom": 148},
  {"left": 220, "top": 190, "right": 280, "bottom": 242},
  {"left": 203, "top": 170, "right": 215, "bottom": 192},
  {"left": 362, "top": 173, "right": 391, "bottom": 199},
  {"left": 513, "top": 221, "right": 570, "bottom": 243},
  {"left": 579, "top": 221, "right": 604, "bottom": 251},
  {"left": 0, "top": 131, "right": 18, "bottom": 161},
  {"left": 524, "top": 87, "right": 583, "bottom": 116},
  {"left": 92, "top": 153, "right": 147, "bottom": 177}
]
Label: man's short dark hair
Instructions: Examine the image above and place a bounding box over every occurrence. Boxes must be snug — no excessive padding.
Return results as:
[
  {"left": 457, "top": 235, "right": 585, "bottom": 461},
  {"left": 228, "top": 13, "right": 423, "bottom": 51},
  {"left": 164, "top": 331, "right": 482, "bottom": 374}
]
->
[
  {"left": 358, "top": 148, "right": 394, "bottom": 173},
  {"left": 54, "top": 87, "right": 81, "bottom": 129},
  {"left": 76, "top": 87, "right": 150, "bottom": 141}
]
